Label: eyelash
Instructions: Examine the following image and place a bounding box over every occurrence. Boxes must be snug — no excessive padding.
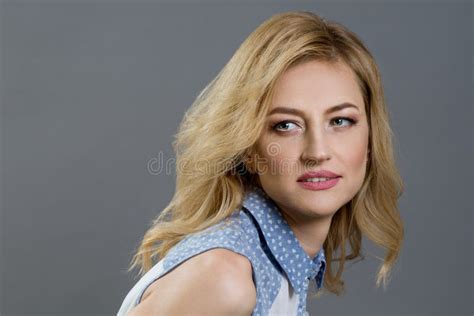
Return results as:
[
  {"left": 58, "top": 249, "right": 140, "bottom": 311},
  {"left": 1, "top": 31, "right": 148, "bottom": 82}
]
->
[{"left": 271, "top": 117, "right": 357, "bottom": 132}]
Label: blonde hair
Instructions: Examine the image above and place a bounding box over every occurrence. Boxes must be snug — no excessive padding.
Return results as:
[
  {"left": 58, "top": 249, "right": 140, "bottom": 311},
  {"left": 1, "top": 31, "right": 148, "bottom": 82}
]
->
[{"left": 128, "top": 10, "right": 404, "bottom": 296}]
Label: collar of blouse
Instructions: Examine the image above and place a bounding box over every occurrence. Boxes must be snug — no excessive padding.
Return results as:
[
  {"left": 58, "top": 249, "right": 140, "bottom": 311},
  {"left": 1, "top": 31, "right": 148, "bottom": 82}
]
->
[{"left": 242, "top": 184, "right": 327, "bottom": 295}]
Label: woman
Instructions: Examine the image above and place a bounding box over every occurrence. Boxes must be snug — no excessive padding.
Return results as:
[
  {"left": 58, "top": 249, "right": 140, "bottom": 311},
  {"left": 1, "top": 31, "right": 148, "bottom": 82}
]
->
[{"left": 117, "top": 10, "right": 404, "bottom": 316}]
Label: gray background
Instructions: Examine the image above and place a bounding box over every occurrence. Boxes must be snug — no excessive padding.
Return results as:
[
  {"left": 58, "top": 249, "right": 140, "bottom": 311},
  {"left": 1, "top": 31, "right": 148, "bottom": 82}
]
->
[{"left": 1, "top": 0, "right": 472, "bottom": 315}]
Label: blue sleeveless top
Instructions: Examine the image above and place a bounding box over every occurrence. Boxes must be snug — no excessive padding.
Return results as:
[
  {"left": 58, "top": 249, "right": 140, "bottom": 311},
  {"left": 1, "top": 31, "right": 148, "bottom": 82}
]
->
[{"left": 117, "top": 185, "right": 326, "bottom": 316}]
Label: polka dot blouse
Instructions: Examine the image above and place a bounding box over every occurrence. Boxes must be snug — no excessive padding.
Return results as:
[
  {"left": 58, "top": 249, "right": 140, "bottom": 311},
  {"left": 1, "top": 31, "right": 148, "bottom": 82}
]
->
[{"left": 117, "top": 184, "right": 327, "bottom": 316}]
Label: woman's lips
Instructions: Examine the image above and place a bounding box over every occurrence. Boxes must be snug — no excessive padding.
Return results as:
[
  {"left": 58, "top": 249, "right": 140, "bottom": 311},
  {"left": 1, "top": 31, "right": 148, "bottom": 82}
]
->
[
  {"left": 297, "top": 169, "right": 341, "bottom": 181},
  {"left": 297, "top": 177, "right": 341, "bottom": 190}
]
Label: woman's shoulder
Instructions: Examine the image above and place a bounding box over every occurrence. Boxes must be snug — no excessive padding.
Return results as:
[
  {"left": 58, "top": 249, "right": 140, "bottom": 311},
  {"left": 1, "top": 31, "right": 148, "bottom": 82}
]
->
[
  {"left": 116, "top": 208, "right": 261, "bottom": 316},
  {"left": 163, "top": 208, "right": 258, "bottom": 267},
  {"left": 123, "top": 210, "right": 258, "bottom": 315}
]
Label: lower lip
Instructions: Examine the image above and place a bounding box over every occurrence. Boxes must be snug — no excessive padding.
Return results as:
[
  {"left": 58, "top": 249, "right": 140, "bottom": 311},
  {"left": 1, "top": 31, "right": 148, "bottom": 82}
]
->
[{"left": 297, "top": 177, "right": 341, "bottom": 190}]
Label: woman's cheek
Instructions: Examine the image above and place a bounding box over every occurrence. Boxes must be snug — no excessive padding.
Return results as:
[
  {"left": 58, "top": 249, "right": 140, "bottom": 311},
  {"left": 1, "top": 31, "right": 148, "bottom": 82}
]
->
[{"left": 344, "top": 142, "right": 368, "bottom": 177}]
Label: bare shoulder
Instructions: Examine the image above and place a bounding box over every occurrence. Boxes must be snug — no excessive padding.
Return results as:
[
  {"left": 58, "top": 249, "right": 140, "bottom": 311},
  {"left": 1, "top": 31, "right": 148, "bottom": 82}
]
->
[{"left": 128, "top": 248, "right": 256, "bottom": 316}]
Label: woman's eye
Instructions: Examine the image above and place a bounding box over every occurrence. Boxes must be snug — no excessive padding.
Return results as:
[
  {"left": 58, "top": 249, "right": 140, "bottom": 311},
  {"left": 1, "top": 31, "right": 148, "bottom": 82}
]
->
[
  {"left": 272, "top": 117, "right": 356, "bottom": 132},
  {"left": 331, "top": 117, "right": 356, "bottom": 127},
  {"left": 272, "top": 121, "right": 298, "bottom": 132}
]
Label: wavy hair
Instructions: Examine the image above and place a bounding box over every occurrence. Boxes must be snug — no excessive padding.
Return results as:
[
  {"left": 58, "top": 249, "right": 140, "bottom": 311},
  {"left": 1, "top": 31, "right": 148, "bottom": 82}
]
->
[{"left": 128, "top": 10, "right": 404, "bottom": 296}]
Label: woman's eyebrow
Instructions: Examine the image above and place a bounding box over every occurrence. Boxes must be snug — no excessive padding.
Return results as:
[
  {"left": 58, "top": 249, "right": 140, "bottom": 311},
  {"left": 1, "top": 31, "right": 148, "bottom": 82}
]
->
[{"left": 268, "top": 102, "right": 360, "bottom": 117}]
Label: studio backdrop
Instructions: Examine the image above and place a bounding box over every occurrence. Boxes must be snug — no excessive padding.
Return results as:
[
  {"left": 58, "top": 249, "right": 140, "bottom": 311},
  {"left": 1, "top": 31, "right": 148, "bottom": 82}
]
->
[{"left": 1, "top": 1, "right": 472, "bottom": 315}]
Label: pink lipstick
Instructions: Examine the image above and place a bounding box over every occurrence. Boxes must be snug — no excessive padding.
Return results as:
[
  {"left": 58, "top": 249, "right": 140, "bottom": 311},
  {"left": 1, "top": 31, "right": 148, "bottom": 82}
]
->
[{"left": 297, "top": 170, "right": 341, "bottom": 191}]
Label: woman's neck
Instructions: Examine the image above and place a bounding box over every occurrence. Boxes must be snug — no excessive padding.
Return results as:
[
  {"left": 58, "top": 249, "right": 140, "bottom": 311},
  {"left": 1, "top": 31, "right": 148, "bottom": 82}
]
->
[{"left": 279, "top": 209, "right": 333, "bottom": 259}]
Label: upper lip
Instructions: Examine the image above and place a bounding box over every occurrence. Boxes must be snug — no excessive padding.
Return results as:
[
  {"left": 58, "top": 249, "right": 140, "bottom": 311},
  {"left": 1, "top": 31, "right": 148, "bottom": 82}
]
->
[{"left": 297, "top": 170, "right": 341, "bottom": 181}]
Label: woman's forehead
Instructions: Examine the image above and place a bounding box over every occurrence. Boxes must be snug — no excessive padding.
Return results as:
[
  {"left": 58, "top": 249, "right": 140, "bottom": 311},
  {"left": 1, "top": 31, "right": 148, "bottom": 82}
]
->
[{"left": 268, "top": 60, "right": 364, "bottom": 117}]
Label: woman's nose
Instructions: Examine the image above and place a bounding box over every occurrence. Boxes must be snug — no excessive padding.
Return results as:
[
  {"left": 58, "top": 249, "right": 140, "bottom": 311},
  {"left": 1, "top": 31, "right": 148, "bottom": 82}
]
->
[{"left": 300, "top": 128, "right": 331, "bottom": 165}]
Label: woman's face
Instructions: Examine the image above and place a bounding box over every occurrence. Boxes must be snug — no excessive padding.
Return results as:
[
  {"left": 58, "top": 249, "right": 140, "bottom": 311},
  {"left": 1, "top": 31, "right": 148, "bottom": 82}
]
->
[{"left": 251, "top": 59, "right": 369, "bottom": 221}]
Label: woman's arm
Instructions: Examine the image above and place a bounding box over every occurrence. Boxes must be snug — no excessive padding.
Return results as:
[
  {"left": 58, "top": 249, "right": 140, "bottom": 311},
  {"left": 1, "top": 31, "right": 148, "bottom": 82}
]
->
[{"left": 128, "top": 248, "right": 257, "bottom": 316}]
